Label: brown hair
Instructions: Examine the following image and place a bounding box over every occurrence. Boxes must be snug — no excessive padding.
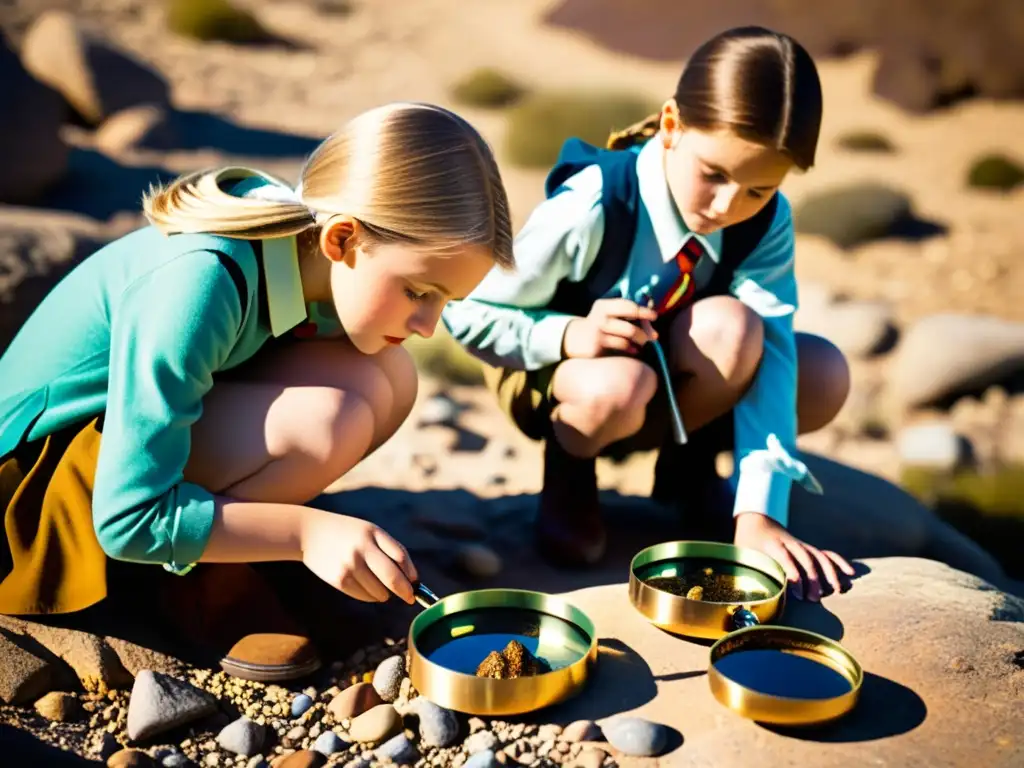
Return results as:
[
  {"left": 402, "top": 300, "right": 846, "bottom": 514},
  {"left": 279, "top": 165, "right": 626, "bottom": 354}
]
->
[
  {"left": 606, "top": 26, "right": 823, "bottom": 170},
  {"left": 142, "top": 103, "right": 514, "bottom": 270}
]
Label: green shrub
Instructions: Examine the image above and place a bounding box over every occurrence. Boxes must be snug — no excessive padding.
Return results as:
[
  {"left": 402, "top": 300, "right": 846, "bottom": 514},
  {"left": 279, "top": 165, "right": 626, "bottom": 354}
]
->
[
  {"left": 836, "top": 130, "right": 896, "bottom": 153},
  {"left": 405, "top": 330, "right": 484, "bottom": 386},
  {"left": 793, "top": 183, "right": 912, "bottom": 249},
  {"left": 901, "top": 464, "right": 1024, "bottom": 579},
  {"left": 967, "top": 154, "right": 1024, "bottom": 192},
  {"left": 166, "top": 0, "right": 271, "bottom": 44},
  {"left": 505, "top": 90, "right": 659, "bottom": 169},
  {"left": 451, "top": 68, "right": 526, "bottom": 109}
]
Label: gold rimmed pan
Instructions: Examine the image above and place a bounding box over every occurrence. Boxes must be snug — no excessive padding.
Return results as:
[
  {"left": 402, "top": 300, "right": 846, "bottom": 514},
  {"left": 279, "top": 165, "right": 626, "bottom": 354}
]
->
[
  {"left": 629, "top": 541, "right": 863, "bottom": 726},
  {"left": 406, "top": 582, "right": 598, "bottom": 716}
]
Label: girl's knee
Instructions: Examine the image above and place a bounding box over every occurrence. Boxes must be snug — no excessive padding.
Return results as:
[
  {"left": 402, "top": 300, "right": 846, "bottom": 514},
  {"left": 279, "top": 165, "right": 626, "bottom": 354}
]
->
[
  {"left": 280, "top": 386, "right": 375, "bottom": 478},
  {"left": 568, "top": 360, "right": 658, "bottom": 428},
  {"left": 797, "top": 334, "right": 851, "bottom": 432},
  {"left": 376, "top": 345, "right": 419, "bottom": 423},
  {"left": 683, "top": 296, "right": 764, "bottom": 385}
]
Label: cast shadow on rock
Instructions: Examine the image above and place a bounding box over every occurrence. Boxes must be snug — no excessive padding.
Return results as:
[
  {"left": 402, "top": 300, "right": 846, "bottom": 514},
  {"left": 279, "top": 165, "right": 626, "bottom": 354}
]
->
[
  {"left": 167, "top": 109, "right": 322, "bottom": 157},
  {"left": 0, "top": 724, "right": 101, "bottom": 766},
  {"left": 761, "top": 671, "right": 927, "bottom": 742}
]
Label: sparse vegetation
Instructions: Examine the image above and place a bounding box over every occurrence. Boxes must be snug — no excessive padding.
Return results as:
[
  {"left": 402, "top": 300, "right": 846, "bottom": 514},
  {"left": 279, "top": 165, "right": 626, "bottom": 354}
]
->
[
  {"left": 166, "top": 0, "right": 271, "bottom": 44},
  {"left": 793, "top": 183, "right": 913, "bottom": 250},
  {"left": 967, "top": 154, "right": 1024, "bottom": 192},
  {"left": 451, "top": 67, "right": 526, "bottom": 109},
  {"left": 901, "top": 464, "right": 1024, "bottom": 579},
  {"left": 836, "top": 130, "right": 897, "bottom": 153},
  {"left": 406, "top": 330, "right": 484, "bottom": 386},
  {"left": 505, "top": 90, "right": 658, "bottom": 169}
]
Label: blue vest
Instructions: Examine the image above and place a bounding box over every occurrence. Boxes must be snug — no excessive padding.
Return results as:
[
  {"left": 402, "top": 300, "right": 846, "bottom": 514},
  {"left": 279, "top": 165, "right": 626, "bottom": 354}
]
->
[{"left": 542, "top": 137, "right": 778, "bottom": 317}]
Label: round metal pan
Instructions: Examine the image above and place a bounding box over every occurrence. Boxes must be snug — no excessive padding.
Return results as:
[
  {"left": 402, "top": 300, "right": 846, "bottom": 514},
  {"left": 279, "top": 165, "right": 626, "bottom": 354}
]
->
[
  {"left": 406, "top": 582, "right": 598, "bottom": 717},
  {"left": 629, "top": 541, "right": 863, "bottom": 726}
]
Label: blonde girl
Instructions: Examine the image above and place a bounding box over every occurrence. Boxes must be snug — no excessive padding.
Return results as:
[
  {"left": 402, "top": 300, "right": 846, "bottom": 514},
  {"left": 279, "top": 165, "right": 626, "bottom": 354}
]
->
[{"left": 0, "top": 102, "right": 513, "bottom": 681}]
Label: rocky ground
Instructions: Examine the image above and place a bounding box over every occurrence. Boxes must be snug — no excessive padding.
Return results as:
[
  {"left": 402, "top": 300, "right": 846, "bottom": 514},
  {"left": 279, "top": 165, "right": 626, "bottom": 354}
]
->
[{"left": 1, "top": 0, "right": 1024, "bottom": 765}]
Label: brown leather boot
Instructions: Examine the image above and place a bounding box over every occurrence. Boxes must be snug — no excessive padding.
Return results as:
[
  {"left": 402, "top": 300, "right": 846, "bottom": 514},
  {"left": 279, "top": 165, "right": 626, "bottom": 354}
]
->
[
  {"left": 535, "top": 439, "right": 607, "bottom": 567},
  {"left": 158, "top": 563, "right": 321, "bottom": 682}
]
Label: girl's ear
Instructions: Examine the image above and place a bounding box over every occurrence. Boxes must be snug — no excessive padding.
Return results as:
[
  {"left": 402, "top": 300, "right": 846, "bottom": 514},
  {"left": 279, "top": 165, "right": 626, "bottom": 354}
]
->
[
  {"left": 319, "top": 216, "right": 358, "bottom": 265},
  {"left": 660, "top": 98, "right": 683, "bottom": 148}
]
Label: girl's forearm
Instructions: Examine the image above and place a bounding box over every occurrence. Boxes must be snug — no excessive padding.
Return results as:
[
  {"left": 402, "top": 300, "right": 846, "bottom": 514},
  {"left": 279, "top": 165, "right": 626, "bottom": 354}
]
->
[{"left": 198, "top": 496, "right": 316, "bottom": 563}]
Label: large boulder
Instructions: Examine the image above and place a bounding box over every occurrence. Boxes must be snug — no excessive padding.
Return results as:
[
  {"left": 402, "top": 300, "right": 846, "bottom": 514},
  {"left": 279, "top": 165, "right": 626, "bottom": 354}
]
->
[
  {"left": 20, "top": 11, "right": 170, "bottom": 126},
  {"left": 543, "top": 558, "right": 1024, "bottom": 766},
  {"left": 543, "top": 0, "right": 1024, "bottom": 112},
  {"left": 0, "top": 34, "right": 69, "bottom": 205}
]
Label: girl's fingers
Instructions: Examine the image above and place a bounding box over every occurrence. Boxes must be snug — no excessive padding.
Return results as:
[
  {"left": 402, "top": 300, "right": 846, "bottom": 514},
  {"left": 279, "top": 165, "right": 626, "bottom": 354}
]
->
[
  {"left": 375, "top": 528, "right": 419, "bottom": 583},
  {"left": 784, "top": 540, "right": 822, "bottom": 602},
  {"left": 365, "top": 545, "right": 415, "bottom": 605}
]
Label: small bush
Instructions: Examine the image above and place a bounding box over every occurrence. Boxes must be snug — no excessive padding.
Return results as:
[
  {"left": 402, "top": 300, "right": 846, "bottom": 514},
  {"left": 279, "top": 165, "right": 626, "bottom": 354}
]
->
[
  {"left": 166, "top": 0, "right": 271, "bottom": 44},
  {"left": 405, "top": 330, "right": 484, "bottom": 387},
  {"left": 505, "top": 90, "right": 659, "bottom": 169},
  {"left": 451, "top": 68, "right": 526, "bottom": 109},
  {"left": 836, "top": 130, "right": 896, "bottom": 153},
  {"left": 793, "top": 183, "right": 912, "bottom": 250},
  {"left": 901, "top": 464, "right": 1024, "bottom": 579},
  {"left": 967, "top": 154, "right": 1024, "bottom": 192}
]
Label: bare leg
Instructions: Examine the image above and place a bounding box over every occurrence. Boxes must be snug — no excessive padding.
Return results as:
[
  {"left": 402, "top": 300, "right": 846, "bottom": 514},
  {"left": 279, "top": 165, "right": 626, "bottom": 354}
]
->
[{"left": 185, "top": 339, "right": 419, "bottom": 500}]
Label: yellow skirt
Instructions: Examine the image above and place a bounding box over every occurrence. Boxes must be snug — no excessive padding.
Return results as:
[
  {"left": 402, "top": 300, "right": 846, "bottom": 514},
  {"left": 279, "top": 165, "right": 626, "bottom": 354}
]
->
[{"left": 0, "top": 418, "right": 108, "bottom": 616}]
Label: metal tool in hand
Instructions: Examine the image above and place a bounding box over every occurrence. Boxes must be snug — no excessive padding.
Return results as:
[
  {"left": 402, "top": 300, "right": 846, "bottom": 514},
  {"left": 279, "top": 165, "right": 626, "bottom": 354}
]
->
[{"left": 634, "top": 286, "right": 687, "bottom": 445}]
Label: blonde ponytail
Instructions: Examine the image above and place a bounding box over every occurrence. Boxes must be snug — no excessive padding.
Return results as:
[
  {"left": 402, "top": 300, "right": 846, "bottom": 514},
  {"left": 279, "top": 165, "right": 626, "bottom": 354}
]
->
[
  {"left": 142, "top": 167, "right": 315, "bottom": 240},
  {"left": 606, "top": 112, "right": 661, "bottom": 151},
  {"left": 142, "top": 102, "right": 513, "bottom": 270}
]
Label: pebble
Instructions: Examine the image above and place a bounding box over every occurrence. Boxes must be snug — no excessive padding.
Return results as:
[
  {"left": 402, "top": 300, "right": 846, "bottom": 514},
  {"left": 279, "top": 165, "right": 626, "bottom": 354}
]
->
[
  {"left": 468, "top": 717, "right": 487, "bottom": 734},
  {"left": 162, "top": 753, "right": 194, "bottom": 767},
  {"left": 283, "top": 725, "right": 307, "bottom": 747},
  {"left": 126, "top": 670, "right": 219, "bottom": 742},
  {"left": 245, "top": 758, "right": 269, "bottom": 768},
  {"left": 371, "top": 656, "right": 405, "bottom": 703},
  {"left": 274, "top": 751, "right": 326, "bottom": 768},
  {"left": 204, "top": 754, "right": 221, "bottom": 767},
  {"left": 374, "top": 733, "right": 419, "bottom": 765},
  {"left": 896, "top": 421, "right": 966, "bottom": 470},
  {"left": 216, "top": 716, "right": 267, "bottom": 757},
  {"left": 465, "top": 730, "right": 497, "bottom": 754},
  {"left": 348, "top": 703, "right": 402, "bottom": 745},
  {"left": 560, "top": 720, "right": 601, "bottom": 743},
  {"left": 456, "top": 543, "right": 503, "bottom": 579},
  {"left": 312, "top": 730, "right": 347, "bottom": 755},
  {"left": 463, "top": 750, "right": 499, "bottom": 768},
  {"left": 603, "top": 716, "right": 667, "bottom": 757},
  {"left": 415, "top": 699, "right": 459, "bottom": 747},
  {"left": 537, "top": 724, "right": 562, "bottom": 742},
  {"left": 34, "top": 691, "right": 81, "bottom": 721},
  {"left": 576, "top": 747, "right": 606, "bottom": 768},
  {"left": 108, "top": 748, "right": 157, "bottom": 767},
  {"left": 327, "top": 682, "right": 382, "bottom": 720},
  {"left": 290, "top": 694, "right": 314, "bottom": 719}
]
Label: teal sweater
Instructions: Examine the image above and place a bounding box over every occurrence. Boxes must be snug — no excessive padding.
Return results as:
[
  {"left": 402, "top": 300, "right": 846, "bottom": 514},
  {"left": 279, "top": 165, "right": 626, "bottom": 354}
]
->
[{"left": 0, "top": 220, "right": 312, "bottom": 574}]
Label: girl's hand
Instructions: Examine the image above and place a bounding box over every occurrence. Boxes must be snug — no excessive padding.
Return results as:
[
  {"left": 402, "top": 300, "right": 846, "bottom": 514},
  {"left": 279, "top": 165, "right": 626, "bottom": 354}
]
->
[
  {"left": 733, "top": 512, "right": 855, "bottom": 602},
  {"left": 300, "top": 511, "right": 418, "bottom": 605},
  {"left": 562, "top": 299, "right": 659, "bottom": 359}
]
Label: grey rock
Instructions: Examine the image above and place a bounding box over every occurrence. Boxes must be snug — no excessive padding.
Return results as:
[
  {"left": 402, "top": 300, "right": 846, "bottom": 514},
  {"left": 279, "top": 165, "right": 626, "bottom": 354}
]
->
[
  {"left": 215, "top": 716, "right": 266, "bottom": 757},
  {"left": 415, "top": 699, "right": 459, "bottom": 747},
  {"left": 291, "top": 693, "right": 314, "bottom": 719},
  {"left": 374, "top": 733, "right": 419, "bottom": 765},
  {"left": 463, "top": 750, "right": 499, "bottom": 768},
  {"left": 602, "top": 716, "right": 667, "bottom": 757},
  {"left": 464, "top": 730, "right": 497, "bottom": 754},
  {"left": 371, "top": 656, "right": 405, "bottom": 703},
  {"left": 126, "top": 670, "right": 218, "bottom": 742},
  {"left": 312, "top": 730, "right": 347, "bottom": 755}
]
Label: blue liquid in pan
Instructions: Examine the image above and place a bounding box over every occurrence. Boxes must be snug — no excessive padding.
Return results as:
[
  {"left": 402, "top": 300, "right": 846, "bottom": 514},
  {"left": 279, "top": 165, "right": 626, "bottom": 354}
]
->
[
  {"left": 713, "top": 649, "right": 853, "bottom": 699},
  {"left": 417, "top": 607, "right": 591, "bottom": 676}
]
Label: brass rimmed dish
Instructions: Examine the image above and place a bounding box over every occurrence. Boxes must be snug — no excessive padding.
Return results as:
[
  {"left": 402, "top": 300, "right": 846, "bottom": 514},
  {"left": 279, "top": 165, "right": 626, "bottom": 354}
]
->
[
  {"left": 406, "top": 583, "right": 598, "bottom": 717},
  {"left": 629, "top": 541, "right": 863, "bottom": 726}
]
